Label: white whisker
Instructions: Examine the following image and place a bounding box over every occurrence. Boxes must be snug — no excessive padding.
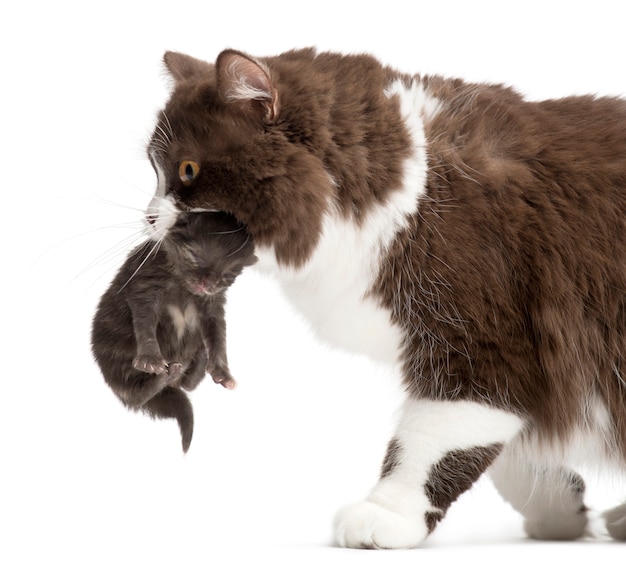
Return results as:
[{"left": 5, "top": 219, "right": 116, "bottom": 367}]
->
[
  {"left": 72, "top": 229, "right": 148, "bottom": 283},
  {"left": 204, "top": 226, "right": 246, "bottom": 236},
  {"left": 161, "top": 111, "right": 174, "bottom": 139},
  {"left": 155, "top": 122, "right": 172, "bottom": 146},
  {"left": 226, "top": 233, "right": 251, "bottom": 257},
  {"left": 117, "top": 237, "right": 164, "bottom": 293}
]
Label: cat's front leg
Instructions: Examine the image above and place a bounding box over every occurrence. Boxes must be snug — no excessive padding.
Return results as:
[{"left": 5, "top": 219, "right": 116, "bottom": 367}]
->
[
  {"left": 128, "top": 295, "right": 167, "bottom": 374},
  {"left": 334, "top": 398, "right": 523, "bottom": 549},
  {"left": 132, "top": 354, "right": 168, "bottom": 375},
  {"left": 489, "top": 446, "right": 589, "bottom": 540},
  {"left": 201, "top": 300, "right": 237, "bottom": 389},
  {"left": 206, "top": 360, "right": 237, "bottom": 390}
]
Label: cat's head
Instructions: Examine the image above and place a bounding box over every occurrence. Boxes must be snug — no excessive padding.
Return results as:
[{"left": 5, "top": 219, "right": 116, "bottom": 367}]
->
[
  {"left": 145, "top": 49, "right": 335, "bottom": 267},
  {"left": 163, "top": 212, "right": 257, "bottom": 297}
]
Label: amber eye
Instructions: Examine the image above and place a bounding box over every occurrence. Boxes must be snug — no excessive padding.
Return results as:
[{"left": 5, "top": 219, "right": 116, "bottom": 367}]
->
[{"left": 179, "top": 160, "right": 200, "bottom": 186}]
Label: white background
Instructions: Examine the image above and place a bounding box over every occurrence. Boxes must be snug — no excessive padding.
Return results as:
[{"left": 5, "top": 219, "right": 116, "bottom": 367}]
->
[{"left": 2, "top": 1, "right": 624, "bottom": 567}]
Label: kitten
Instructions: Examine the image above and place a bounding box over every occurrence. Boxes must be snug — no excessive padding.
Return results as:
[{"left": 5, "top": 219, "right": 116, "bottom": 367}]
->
[
  {"left": 142, "top": 48, "right": 626, "bottom": 545},
  {"left": 92, "top": 211, "right": 256, "bottom": 452}
]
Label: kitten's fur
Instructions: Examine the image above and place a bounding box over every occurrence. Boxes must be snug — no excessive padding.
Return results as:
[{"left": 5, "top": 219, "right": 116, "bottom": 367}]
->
[
  {"left": 143, "top": 48, "right": 626, "bottom": 545},
  {"left": 92, "top": 212, "right": 256, "bottom": 452}
]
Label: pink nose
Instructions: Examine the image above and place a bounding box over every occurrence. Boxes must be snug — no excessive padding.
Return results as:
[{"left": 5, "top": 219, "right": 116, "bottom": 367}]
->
[
  {"left": 192, "top": 281, "right": 216, "bottom": 295},
  {"left": 146, "top": 214, "right": 157, "bottom": 226}
]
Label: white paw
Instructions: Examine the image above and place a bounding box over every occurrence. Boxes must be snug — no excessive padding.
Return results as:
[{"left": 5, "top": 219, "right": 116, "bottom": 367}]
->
[{"left": 334, "top": 500, "right": 427, "bottom": 549}]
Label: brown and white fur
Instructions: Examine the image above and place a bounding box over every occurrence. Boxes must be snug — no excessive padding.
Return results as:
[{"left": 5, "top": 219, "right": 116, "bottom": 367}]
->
[{"left": 142, "top": 47, "right": 626, "bottom": 546}]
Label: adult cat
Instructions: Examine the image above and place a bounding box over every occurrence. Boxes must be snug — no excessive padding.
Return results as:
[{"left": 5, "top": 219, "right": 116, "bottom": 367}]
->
[
  {"left": 92, "top": 211, "right": 256, "bottom": 452},
  {"left": 143, "top": 47, "right": 626, "bottom": 546}
]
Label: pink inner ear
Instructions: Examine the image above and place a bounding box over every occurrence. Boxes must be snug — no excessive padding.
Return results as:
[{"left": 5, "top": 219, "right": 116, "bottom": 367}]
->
[
  {"left": 227, "top": 55, "right": 272, "bottom": 96},
  {"left": 217, "top": 51, "right": 275, "bottom": 102}
]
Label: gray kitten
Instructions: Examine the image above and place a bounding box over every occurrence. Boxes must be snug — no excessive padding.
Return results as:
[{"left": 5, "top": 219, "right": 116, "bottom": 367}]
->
[{"left": 91, "top": 211, "right": 256, "bottom": 452}]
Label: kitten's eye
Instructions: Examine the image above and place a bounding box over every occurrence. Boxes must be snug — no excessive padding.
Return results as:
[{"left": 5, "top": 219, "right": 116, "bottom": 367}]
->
[
  {"left": 179, "top": 160, "right": 200, "bottom": 186},
  {"left": 183, "top": 247, "right": 199, "bottom": 264}
]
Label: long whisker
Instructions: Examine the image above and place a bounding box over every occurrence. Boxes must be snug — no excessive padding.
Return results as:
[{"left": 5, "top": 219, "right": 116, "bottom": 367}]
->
[
  {"left": 154, "top": 122, "right": 172, "bottom": 145},
  {"left": 162, "top": 111, "right": 174, "bottom": 139},
  {"left": 117, "top": 235, "right": 165, "bottom": 293},
  {"left": 72, "top": 229, "right": 148, "bottom": 282},
  {"left": 35, "top": 219, "right": 143, "bottom": 270},
  {"left": 226, "top": 233, "right": 251, "bottom": 258},
  {"left": 69, "top": 194, "right": 149, "bottom": 214}
]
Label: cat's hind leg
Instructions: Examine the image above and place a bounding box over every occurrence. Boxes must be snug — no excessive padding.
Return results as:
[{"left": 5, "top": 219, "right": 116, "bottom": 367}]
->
[
  {"left": 489, "top": 445, "right": 589, "bottom": 540},
  {"left": 333, "top": 398, "right": 523, "bottom": 549},
  {"left": 180, "top": 349, "right": 209, "bottom": 391},
  {"left": 604, "top": 502, "right": 626, "bottom": 540},
  {"left": 122, "top": 370, "right": 172, "bottom": 408}
]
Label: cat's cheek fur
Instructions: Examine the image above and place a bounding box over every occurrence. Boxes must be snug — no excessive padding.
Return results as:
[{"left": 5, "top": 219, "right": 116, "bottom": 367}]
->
[
  {"left": 334, "top": 400, "right": 523, "bottom": 548},
  {"left": 146, "top": 161, "right": 180, "bottom": 241}
]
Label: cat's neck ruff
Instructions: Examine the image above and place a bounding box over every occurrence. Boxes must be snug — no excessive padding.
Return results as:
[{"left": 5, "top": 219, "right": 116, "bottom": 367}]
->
[{"left": 255, "top": 80, "right": 439, "bottom": 365}]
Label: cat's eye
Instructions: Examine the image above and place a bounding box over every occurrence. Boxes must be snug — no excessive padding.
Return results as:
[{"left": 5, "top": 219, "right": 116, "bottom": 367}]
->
[{"left": 179, "top": 160, "right": 200, "bottom": 186}]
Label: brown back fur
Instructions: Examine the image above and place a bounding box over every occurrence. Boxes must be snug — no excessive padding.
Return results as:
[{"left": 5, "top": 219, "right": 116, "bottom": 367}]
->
[{"left": 155, "top": 48, "right": 626, "bottom": 463}]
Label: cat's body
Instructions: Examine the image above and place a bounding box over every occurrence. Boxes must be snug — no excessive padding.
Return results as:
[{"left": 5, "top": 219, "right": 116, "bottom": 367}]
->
[
  {"left": 143, "top": 48, "right": 626, "bottom": 544},
  {"left": 92, "top": 212, "right": 256, "bottom": 452}
]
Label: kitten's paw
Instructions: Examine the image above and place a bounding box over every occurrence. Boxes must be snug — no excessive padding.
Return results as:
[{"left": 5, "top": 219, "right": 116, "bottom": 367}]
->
[
  {"left": 133, "top": 355, "right": 167, "bottom": 375},
  {"left": 217, "top": 377, "right": 237, "bottom": 390},
  {"left": 334, "top": 501, "right": 427, "bottom": 549},
  {"left": 209, "top": 367, "right": 237, "bottom": 389},
  {"left": 167, "top": 362, "right": 184, "bottom": 383}
]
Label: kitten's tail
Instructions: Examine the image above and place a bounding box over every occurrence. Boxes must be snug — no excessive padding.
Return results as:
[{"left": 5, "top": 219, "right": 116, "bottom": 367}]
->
[{"left": 142, "top": 386, "right": 194, "bottom": 452}]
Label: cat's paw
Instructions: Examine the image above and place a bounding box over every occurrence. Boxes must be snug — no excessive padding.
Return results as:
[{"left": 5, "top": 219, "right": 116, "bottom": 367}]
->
[
  {"left": 208, "top": 366, "right": 237, "bottom": 390},
  {"left": 334, "top": 501, "right": 427, "bottom": 549},
  {"left": 524, "top": 472, "right": 589, "bottom": 541},
  {"left": 133, "top": 354, "right": 167, "bottom": 375},
  {"left": 604, "top": 503, "right": 626, "bottom": 541},
  {"left": 167, "top": 362, "right": 184, "bottom": 383},
  {"left": 217, "top": 376, "right": 237, "bottom": 390},
  {"left": 524, "top": 509, "right": 589, "bottom": 540}
]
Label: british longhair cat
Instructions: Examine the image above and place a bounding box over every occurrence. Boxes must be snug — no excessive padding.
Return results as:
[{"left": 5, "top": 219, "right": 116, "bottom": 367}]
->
[{"left": 141, "top": 47, "right": 626, "bottom": 546}]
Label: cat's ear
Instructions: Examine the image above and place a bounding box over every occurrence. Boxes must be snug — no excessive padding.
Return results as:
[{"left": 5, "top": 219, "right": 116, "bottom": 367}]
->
[
  {"left": 215, "top": 49, "right": 279, "bottom": 124},
  {"left": 163, "top": 51, "right": 211, "bottom": 82}
]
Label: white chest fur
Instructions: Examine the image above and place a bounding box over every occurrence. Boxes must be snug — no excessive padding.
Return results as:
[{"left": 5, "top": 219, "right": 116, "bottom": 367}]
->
[
  {"left": 256, "top": 80, "right": 434, "bottom": 366},
  {"left": 166, "top": 303, "right": 199, "bottom": 341},
  {"left": 256, "top": 210, "right": 403, "bottom": 364}
]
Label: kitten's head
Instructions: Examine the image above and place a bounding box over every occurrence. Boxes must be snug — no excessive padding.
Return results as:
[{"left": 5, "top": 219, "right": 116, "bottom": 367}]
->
[
  {"left": 145, "top": 49, "right": 335, "bottom": 267},
  {"left": 163, "top": 212, "right": 257, "bottom": 297}
]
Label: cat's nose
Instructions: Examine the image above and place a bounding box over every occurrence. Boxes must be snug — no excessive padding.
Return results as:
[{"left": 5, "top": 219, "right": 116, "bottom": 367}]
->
[
  {"left": 200, "top": 276, "right": 219, "bottom": 294},
  {"left": 146, "top": 213, "right": 157, "bottom": 226}
]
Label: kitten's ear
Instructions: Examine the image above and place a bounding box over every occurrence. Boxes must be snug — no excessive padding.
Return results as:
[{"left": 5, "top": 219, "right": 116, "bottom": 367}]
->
[
  {"left": 216, "top": 49, "right": 279, "bottom": 123},
  {"left": 163, "top": 51, "right": 211, "bottom": 82}
]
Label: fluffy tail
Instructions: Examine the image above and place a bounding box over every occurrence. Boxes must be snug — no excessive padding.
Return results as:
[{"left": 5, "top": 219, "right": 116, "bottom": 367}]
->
[{"left": 142, "top": 386, "right": 194, "bottom": 452}]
